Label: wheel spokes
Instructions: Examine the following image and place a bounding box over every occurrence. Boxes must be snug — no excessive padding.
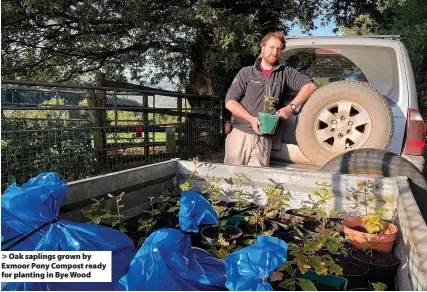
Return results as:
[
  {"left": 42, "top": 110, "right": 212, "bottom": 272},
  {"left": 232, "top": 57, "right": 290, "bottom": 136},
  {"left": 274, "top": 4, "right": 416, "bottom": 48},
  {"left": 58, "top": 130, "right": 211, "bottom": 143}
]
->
[
  {"left": 317, "top": 109, "right": 336, "bottom": 124},
  {"left": 316, "top": 128, "right": 334, "bottom": 142},
  {"left": 351, "top": 111, "right": 370, "bottom": 127},
  {"left": 332, "top": 137, "right": 347, "bottom": 152},
  {"left": 337, "top": 101, "right": 353, "bottom": 117}
]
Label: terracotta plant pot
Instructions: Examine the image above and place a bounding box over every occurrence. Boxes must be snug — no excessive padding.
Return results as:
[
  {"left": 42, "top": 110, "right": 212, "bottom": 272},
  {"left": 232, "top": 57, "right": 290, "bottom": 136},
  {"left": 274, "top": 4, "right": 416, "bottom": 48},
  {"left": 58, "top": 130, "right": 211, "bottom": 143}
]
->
[{"left": 342, "top": 217, "right": 398, "bottom": 252}]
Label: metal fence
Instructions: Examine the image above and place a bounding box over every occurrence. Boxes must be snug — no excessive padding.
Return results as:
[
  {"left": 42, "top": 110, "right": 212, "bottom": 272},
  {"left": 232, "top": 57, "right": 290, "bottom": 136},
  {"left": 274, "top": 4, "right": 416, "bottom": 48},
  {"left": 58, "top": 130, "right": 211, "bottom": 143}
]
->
[{"left": 1, "top": 79, "right": 225, "bottom": 190}]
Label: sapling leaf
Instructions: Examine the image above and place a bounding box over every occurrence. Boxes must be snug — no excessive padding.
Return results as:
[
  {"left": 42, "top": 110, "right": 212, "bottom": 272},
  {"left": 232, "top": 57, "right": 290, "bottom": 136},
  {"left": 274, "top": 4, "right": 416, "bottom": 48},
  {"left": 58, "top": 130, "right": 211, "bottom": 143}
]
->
[
  {"left": 297, "top": 278, "right": 317, "bottom": 291},
  {"left": 243, "top": 239, "right": 255, "bottom": 245},
  {"left": 372, "top": 282, "right": 387, "bottom": 291},
  {"left": 280, "top": 278, "right": 296, "bottom": 291}
]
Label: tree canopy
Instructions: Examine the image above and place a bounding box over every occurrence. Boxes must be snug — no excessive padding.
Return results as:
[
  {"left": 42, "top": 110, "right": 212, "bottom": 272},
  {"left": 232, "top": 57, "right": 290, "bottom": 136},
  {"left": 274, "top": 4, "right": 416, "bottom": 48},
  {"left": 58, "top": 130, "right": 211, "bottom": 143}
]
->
[
  {"left": 1, "top": 0, "right": 331, "bottom": 97},
  {"left": 2, "top": 0, "right": 426, "bottom": 105}
]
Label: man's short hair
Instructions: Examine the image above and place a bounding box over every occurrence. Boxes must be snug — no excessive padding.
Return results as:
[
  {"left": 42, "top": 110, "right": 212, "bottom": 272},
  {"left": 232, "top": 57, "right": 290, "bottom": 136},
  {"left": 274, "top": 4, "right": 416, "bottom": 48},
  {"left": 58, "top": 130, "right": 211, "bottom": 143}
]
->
[{"left": 261, "top": 32, "right": 286, "bottom": 48}]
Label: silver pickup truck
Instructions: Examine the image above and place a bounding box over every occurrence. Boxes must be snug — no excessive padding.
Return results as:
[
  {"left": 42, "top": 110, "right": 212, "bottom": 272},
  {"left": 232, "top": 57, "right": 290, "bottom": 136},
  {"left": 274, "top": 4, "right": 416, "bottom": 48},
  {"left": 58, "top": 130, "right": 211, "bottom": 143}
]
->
[
  {"left": 271, "top": 35, "right": 426, "bottom": 172},
  {"left": 268, "top": 35, "right": 427, "bottom": 222}
]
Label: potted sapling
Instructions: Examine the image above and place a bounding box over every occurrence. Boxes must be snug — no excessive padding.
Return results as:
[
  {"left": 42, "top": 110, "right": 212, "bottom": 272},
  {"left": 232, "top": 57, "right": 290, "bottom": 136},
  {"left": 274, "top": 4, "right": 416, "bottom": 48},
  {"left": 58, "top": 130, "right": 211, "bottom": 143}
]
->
[
  {"left": 237, "top": 203, "right": 278, "bottom": 244},
  {"left": 276, "top": 229, "right": 348, "bottom": 291},
  {"left": 302, "top": 182, "right": 343, "bottom": 235},
  {"left": 225, "top": 173, "right": 256, "bottom": 215},
  {"left": 343, "top": 179, "right": 398, "bottom": 252},
  {"left": 258, "top": 95, "right": 280, "bottom": 134}
]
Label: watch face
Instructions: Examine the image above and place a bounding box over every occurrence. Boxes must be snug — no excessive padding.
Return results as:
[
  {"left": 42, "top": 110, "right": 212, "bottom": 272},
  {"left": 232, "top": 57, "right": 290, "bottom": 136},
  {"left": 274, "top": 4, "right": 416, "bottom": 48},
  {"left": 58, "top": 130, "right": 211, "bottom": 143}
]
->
[{"left": 291, "top": 104, "right": 296, "bottom": 110}]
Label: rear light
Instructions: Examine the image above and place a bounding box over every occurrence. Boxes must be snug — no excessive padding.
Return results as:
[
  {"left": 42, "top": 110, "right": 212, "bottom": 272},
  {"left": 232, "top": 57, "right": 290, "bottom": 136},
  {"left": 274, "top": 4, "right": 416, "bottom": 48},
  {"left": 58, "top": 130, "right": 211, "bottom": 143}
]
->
[{"left": 403, "top": 108, "right": 426, "bottom": 155}]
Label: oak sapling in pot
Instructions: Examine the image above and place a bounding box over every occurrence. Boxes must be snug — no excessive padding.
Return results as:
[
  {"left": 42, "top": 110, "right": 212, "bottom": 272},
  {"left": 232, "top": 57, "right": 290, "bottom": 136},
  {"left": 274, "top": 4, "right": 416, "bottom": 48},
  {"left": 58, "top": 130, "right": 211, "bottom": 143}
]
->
[
  {"left": 226, "top": 172, "right": 252, "bottom": 211},
  {"left": 203, "top": 176, "right": 229, "bottom": 217},
  {"left": 180, "top": 157, "right": 200, "bottom": 192},
  {"left": 343, "top": 179, "right": 399, "bottom": 252},
  {"left": 258, "top": 95, "right": 280, "bottom": 134}
]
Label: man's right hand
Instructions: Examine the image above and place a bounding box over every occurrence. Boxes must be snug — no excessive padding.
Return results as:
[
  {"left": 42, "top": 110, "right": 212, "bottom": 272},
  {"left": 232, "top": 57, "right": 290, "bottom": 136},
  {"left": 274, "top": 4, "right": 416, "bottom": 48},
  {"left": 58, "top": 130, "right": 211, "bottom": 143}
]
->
[
  {"left": 249, "top": 116, "right": 262, "bottom": 135},
  {"left": 225, "top": 100, "right": 262, "bottom": 135}
]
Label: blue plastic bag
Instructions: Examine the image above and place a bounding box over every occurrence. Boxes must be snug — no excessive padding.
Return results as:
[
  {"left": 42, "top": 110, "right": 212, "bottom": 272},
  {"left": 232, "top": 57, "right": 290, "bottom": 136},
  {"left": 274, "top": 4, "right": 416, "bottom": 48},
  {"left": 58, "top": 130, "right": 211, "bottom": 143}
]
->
[
  {"left": 116, "top": 192, "right": 226, "bottom": 290},
  {"left": 179, "top": 191, "right": 219, "bottom": 232},
  {"left": 225, "top": 236, "right": 288, "bottom": 291},
  {"left": 115, "top": 228, "right": 226, "bottom": 291},
  {"left": 1, "top": 172, "right": 137, "bottom": 291}
]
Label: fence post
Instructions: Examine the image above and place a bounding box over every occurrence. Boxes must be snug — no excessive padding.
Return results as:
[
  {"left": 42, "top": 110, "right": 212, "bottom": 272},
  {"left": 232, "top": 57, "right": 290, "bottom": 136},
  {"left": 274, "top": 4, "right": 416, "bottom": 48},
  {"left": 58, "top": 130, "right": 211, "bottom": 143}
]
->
[
  {"left": 87, "top": 89, "right": 103, "bottom": 167},
  {"left": 177, "top": 97, "right": 182, "bottom": 152},
  {"left": 87, "top": 72, "right": 108, "bottom": 169},
  {"left": 143, "top": 94, "right": 149, "bottom": 162}
]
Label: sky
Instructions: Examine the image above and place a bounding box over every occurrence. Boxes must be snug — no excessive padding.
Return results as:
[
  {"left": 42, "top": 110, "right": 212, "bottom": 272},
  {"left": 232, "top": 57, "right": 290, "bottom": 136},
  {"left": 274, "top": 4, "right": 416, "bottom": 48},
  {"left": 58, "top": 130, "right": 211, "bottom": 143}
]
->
[{"left": 287, "top": 18, "right": 339, "bottom": 36}]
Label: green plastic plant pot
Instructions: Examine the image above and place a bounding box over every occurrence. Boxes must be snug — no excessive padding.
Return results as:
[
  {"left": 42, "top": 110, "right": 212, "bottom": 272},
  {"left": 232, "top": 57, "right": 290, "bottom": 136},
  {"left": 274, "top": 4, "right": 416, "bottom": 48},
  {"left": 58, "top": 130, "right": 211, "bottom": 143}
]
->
[
  {"left": 296, "top": 269, "right": 348, "bottom": 291},
  {"left": 258, "top": 112, "right": 280, "bottom": 134}
]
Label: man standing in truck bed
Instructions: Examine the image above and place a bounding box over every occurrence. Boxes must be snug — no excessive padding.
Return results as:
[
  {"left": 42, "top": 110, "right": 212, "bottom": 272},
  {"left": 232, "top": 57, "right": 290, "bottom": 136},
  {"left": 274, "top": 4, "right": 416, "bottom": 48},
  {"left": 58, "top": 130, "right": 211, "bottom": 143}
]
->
[{"left": 224, "top": 32, "right": 317, "bottom": 167}]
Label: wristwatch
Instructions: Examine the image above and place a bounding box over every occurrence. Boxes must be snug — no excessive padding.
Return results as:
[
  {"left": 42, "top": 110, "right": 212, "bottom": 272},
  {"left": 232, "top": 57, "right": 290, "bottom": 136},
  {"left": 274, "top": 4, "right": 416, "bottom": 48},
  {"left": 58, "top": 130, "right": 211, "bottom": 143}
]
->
[{"left": 289, "top": 103, "right": 297, "bottom": 115}]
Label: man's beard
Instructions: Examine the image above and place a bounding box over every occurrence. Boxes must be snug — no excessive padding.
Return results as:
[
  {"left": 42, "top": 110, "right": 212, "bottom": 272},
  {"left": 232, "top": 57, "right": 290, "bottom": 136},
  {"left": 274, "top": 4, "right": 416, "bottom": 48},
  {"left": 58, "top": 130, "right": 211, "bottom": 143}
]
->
[{"left": 263, "top": 54, "right": 279, "bottom": 65}]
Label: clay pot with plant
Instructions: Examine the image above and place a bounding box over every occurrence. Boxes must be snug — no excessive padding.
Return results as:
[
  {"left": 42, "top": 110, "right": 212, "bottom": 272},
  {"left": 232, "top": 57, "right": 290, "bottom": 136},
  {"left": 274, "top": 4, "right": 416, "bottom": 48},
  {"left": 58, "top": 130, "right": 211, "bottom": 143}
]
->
[
  {"left": 343, "top": 180, "right": 398, "bottom": 252},
  {"left": 258, "top": 96, "right": 280, "bottom": 134}
]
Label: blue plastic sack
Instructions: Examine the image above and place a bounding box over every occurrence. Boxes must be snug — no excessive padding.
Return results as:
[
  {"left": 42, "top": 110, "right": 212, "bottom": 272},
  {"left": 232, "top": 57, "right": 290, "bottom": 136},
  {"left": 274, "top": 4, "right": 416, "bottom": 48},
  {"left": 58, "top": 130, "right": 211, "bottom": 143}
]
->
[
  {"left": 225, "top": 236, "right": 288, "bottom": 291},
  {"left": 1, "top": 172, "right": 136, "bottom": 291},
  {"left": 115, "top": 228, "right": 226, "bottom": 291},
  {"left": 179, "top": 191, "right": 219, "bottom": 232}
]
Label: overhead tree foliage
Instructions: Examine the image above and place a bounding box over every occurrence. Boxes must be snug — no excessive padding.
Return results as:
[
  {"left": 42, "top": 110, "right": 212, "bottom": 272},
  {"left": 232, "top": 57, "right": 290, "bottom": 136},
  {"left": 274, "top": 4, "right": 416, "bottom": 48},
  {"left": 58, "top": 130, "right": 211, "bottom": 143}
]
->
[
  {"left": 336, "top": 0, "right": 427, "bottom": 117},
  {"left": 1, "top": 0, "right": 329, "bottom": 98}
]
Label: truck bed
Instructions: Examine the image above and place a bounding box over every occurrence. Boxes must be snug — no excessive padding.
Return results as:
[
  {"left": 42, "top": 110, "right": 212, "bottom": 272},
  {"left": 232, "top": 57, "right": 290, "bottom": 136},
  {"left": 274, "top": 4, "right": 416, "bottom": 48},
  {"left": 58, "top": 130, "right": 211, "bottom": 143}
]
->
[{"left": 59, "top": 159, "right": 427, "bottom": 290}]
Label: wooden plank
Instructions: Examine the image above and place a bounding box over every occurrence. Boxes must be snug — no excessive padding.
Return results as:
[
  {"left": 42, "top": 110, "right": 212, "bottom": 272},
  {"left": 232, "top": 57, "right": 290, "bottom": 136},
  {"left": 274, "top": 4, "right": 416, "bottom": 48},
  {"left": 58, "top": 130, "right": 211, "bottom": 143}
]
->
[{"left": 62, "top": 159, "right": 178, "bottom": 206}]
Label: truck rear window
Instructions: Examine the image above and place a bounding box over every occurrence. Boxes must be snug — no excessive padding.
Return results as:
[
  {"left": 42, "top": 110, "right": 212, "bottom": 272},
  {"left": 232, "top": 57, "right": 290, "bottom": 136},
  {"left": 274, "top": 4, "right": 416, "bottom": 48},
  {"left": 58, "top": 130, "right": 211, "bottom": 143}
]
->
[{"left": 280, "top": 46, "right": 400, "bottom": 103}]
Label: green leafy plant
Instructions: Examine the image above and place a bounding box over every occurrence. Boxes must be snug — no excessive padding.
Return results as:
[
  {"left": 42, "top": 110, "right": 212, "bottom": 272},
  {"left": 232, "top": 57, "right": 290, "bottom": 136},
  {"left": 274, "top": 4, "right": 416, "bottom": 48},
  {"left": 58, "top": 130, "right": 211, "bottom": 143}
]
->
[
  {"left": 157, "top": 194, "right": 177, "bottom": 211},
  {"left": 372, "top": 282, "right": 387, "bottom": 291},
  {"left": 180, "top": 157, "right": 200, "bottom": 192},
  {"left": 278, "top": 229, "right": 348, "bottom": 291},
  {"left": 203, "top": 176, "right": 227, "bottom": 217},
  {"left": 144, "top": 196, "right": 161, "bottom": 218},
  {"left": 81, "top": 198, "right": 112, "bottom": 225},
  {"left": 349, "top": 179, "right": 381, "bottom": 216},
  {"left": 231, "top": 172, "right": 251, "bottom": 209},
  {"left": 263, "top": 96, "right": 279, "bottom": 114},
  {"left": 362, "top": 207, "right": 387, "bottom": 234},
  {"left": 81, "top": 192, "right": 128, "bottom": 232},
  {"left": 349, "top": 179, "right": 387, "bottom": 234},
  {"left": 298, "top": 205, "right": 316, "bottom": 217},
  {"left": 312, "top": 182, "right": 335, "bottom": 229},
  {"left": 244, "top": 203, "right": 276, "bottom": 235},
  {"left": 203, "top": 176, "right": 223, "bottom": 204},
  {"left": 264, "top": 183, "right": 292, "bottom": 215},
  {"left": 168, "top": 200, "right": 181, "bottom": 215},
  {"left": 110, "top": 192, "right": 128, "bottom": 232},
  {"left": 207, "top": 233, "right": 239, "bottom": 259},
  {"left": 137, "top": 217, "right": 157, "bottom": 236}
]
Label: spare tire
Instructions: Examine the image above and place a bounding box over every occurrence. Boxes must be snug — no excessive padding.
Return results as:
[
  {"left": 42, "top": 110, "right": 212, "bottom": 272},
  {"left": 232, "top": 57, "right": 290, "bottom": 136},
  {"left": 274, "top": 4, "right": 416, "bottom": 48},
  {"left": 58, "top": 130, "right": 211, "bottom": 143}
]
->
[
  {"left": 320, "top": 149, "right": 427, "bottom": 221},
  {"left": 296, "top": 81, "right": 394, "bottom": 166}
]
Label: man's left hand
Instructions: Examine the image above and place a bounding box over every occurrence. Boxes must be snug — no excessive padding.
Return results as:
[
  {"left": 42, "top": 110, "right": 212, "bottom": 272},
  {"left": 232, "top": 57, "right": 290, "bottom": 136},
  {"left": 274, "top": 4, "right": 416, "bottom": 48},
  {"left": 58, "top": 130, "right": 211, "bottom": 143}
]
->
[{"left": 275, "top": 105, "right": 293, "bottom": 120}]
